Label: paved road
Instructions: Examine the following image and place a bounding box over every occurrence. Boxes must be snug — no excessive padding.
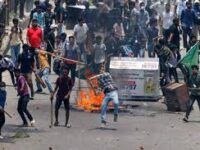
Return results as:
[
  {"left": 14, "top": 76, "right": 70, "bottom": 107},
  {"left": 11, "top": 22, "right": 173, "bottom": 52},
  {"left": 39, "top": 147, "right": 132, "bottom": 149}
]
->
[{"left": 1, "top": 71, "right": 200, "bottom": 150}]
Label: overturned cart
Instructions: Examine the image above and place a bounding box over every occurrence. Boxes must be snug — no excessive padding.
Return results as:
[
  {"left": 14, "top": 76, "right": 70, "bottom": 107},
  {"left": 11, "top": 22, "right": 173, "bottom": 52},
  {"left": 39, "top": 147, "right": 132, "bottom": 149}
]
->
[{"left": 110, "top": 57, "right": 161, "bottom": 101}]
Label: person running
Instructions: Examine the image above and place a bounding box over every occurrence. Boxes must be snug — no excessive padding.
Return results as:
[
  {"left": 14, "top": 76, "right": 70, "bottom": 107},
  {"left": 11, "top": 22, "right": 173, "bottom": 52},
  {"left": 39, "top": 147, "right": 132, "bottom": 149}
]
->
[
  {"left": 51, "top": 67, "right": 74, "bottom": 127},
  {"left": 14, "top": 69, "right": 35, "bottom": 127},
  {"left": 35, "top": 49, "right": 53, "bottom": 94},
  {"left": 89, "top": 71, "right": 119, "bottom": 128},
  {"left": 0, "top": 82, "right": 7, "bottom": 139},
  {"left": 183, "top": 65, "right": 200, "bottom": 122},
  {"left": 17, "top": 44, "right": 35, "bottom": 99}
]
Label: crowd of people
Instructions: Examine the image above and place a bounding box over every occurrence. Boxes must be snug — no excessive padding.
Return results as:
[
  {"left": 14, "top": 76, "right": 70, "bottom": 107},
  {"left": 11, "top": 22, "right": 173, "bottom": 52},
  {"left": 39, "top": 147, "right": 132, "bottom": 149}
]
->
[{"left": 1, "top": 0, "right": 200, "bottom": 138}]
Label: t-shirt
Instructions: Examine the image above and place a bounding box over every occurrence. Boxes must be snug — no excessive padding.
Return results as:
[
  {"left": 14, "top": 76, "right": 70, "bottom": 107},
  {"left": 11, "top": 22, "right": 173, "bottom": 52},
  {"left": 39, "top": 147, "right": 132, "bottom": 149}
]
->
[
  {"left": 27, "top": 27, "right": 43, "bottom": 48},
  {"left": 161, "top": 11, "right": 174, "bottom": 29},
  {"left": 64, "top": 43, "right": 79, "bottom": 64},
  {"left": 56, "top": 76, "right": 73, "bottom": 99},
  {"left": 74, "top": 23, "right": 88, "bottom": 44},
  {"left": 17, "top": 76, "right": 29, "bottom": 96},
  {"left": 33, "top": 12, "right": 45, "bottom": 28},
  {"left": 113, "top": 23, "right": 125, "bottom": 39},
  {"left": 18, "top": 51, "right": 35, "bottom": 73},
  {"left": 38, "top": 51, "right": 49, "bottom": 70},
  {"left": 10, "top": 26, "right": 22, "bottom": 46},
  {"left": 93, "top": 43, "right": 106, "bottom": 64}
]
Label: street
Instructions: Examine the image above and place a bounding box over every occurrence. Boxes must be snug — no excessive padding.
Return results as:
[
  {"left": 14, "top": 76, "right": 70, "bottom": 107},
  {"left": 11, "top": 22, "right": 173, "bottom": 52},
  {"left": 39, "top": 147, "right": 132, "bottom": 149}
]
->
[
  {"left": 0, "top": 72, "right": 200, "bottom": 150},
  {"left": 0, "top": 0, "right": 200, "bottom": 150}
]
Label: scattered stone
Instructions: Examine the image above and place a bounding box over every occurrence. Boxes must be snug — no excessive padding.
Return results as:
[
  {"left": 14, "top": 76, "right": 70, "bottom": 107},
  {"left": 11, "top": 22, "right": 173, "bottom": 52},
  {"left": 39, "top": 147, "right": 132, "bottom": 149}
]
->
[{"left": 140, "top": 146, "right": 144, "bottom": 150}]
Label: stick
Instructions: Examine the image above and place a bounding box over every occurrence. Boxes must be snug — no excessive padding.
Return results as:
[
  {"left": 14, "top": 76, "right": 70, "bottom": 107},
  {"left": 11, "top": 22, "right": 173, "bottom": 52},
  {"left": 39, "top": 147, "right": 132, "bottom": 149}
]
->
[
  {"left": 51, "top": 98, "right": 53, "bottom": 128},
  {"left": 36, "top": 49, "right": 86, "bottom": 65},
  {"left": 49, "top": 97, "right": 53, "bottom": 128},
  {"left": 33, "top": 71, "right": 46, "bottom": 88},
  {"left": 1, "top": 109, "right": 12, "bottom": 118}
]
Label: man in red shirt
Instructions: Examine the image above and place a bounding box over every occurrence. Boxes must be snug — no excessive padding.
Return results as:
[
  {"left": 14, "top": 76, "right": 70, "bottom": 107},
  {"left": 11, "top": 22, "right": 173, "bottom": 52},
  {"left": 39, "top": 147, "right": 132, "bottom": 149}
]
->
[
  {"left": 27, "top": 19, "right": 43, "bottom": 68},
  {"left": 27, "top": 19, "right": 43, "bottom": 49}
]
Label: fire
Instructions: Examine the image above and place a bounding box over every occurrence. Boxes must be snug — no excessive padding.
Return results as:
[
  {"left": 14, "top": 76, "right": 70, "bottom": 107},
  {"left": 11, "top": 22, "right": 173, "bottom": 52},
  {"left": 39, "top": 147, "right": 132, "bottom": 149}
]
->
[
  {"left": 76, "top": 67, "right": 113, "bottom": 112},
  {"left": 77, "top": 88, "right": 104, "bottom": 111}
]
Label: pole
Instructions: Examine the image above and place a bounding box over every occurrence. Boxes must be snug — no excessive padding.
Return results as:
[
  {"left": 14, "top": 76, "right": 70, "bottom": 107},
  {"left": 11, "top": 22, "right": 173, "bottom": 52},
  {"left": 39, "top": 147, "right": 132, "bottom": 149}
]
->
[
  {"left": 1, "top": 109, "right": 12, "bottom": 118},
  {"left": 36, "top": 49, "right": 86, "bottom": 65},
  {"left": 49, "top": 97, "right": 53, "bottom": 128},
  {"left": 76, "top": 53, "right": 81, "bottom": 105}
]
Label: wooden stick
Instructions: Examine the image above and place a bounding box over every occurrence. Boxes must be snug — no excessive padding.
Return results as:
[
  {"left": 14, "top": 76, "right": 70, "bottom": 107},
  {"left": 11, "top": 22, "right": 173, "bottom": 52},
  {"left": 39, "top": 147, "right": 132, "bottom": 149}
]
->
[
  {"left": 36, "top": 49, "right": 86, "bottom": 65},
  {"left": 50, "top": 98, "right": 53, "bottom": 128},
  {"left": 49, "top": 96, "right": 53, "bottom": 128},
  {"left": 1, "top": 109, "right": 12, "bottom": 118}
]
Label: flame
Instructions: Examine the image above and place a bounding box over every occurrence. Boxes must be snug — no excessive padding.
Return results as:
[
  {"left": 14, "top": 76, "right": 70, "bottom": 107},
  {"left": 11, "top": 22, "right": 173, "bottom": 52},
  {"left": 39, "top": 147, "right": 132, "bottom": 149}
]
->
[
  {"left": 77, "top": 88, "right": 104, "bottom": 111},
  {"left": 76, "top": 67, "right": 112, "bottom": 112}
]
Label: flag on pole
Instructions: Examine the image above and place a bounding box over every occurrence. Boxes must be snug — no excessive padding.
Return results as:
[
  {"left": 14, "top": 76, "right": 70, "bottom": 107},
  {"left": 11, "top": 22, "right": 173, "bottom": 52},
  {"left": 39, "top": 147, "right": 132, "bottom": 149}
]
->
[{"left": 178, "top": 42, "right": 199, "bottom": 78}]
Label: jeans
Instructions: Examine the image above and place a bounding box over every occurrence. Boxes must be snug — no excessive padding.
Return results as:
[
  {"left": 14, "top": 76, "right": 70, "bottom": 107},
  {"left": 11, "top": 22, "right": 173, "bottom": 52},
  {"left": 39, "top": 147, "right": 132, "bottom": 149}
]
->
[
  {"left": 36, "top": 68, "right": 53, "bottom": 93},
  {"left": 17, "top": 95, "right": 33, "bottom": 124},
  {"left": 77, "top": 43, "right": 86, "bottom": 62},
  {"left": 185, "top": 95, "right": 200, "bottom": 118},
  {"left": 101, "top": 90, "right": 119, "bottom": 123},
  {"left": 11, "top": 44, "right": 20, "bottom": 67}
]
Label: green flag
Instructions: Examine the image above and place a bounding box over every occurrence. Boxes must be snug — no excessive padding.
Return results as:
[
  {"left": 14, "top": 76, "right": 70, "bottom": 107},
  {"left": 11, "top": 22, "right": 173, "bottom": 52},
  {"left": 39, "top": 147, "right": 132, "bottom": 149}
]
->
[{"left": 179, "top": 42, "right": 199, "bottom": 69}]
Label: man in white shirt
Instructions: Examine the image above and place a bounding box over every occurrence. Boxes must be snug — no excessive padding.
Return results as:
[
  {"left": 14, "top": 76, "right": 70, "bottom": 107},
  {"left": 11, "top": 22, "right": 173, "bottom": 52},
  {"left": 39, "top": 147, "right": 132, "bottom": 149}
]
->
[
  {"left": 74, "top": 18, "right": 89, "bottom": 61},
  {"left": 150, "top": 0, "right": 165, "bottom": 17},
  {"left": 160, "top": 3, "right": 174, "bottom": 42}
]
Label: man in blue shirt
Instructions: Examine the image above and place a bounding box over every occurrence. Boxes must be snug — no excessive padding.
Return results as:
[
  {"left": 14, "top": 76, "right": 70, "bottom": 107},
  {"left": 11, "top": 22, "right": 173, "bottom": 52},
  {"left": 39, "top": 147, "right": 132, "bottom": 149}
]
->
[
  {"left": 181, "top": 1, "right": 196, "bottom": 48},
  {"left": 0, "top": 82, "right": 7, "bottom": 139}
]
